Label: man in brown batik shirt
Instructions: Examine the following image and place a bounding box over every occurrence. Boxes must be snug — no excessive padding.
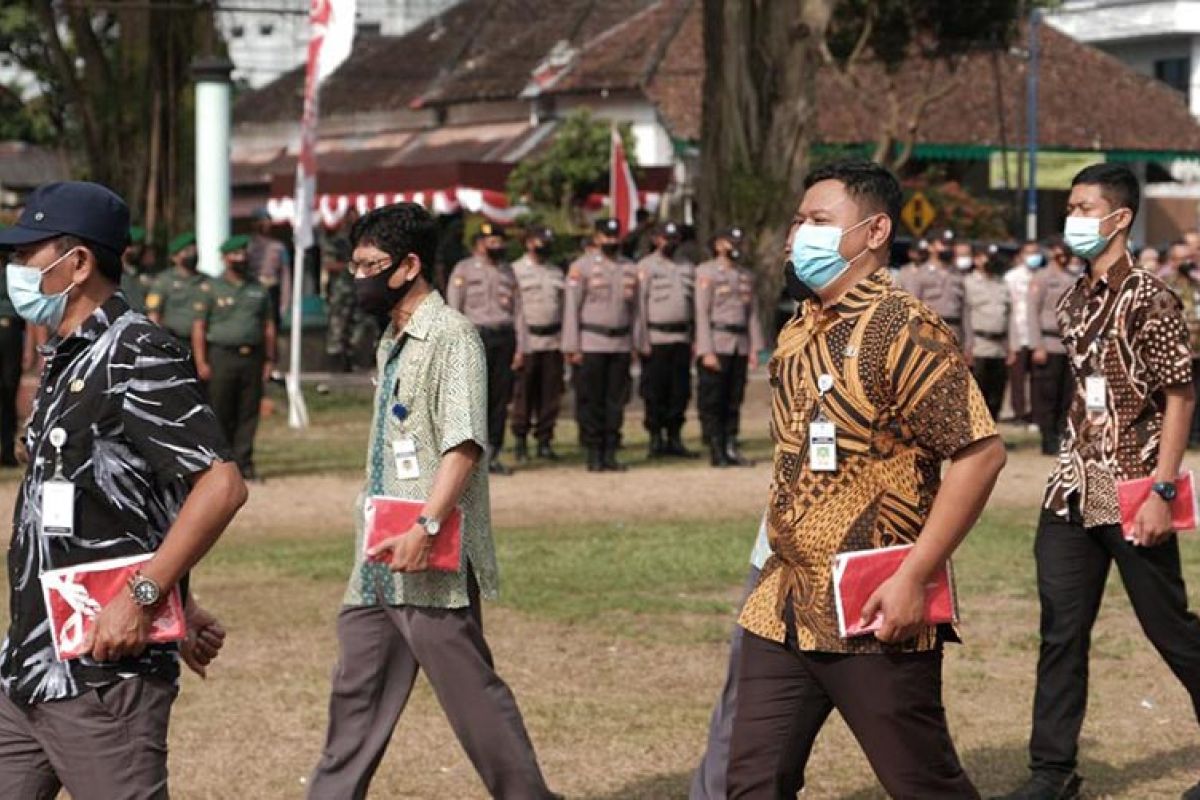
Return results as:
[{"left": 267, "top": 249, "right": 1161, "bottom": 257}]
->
[{"left": 997, "top": 164, "right": 1200, "bottom": 800}]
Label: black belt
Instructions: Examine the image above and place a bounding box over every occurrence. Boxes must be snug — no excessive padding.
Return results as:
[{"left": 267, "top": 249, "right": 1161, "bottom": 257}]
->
[
  {"left": 649, "top": 322, "right": 692, "bottom": 334},
  {"left": 973, "top": 331, "right": 1006, "bottom": 341},
  {"left": 527, "top": 323, "right": 562, "bottom": 336},
  {"left": 1041, "top": 329, "right": 1060, "bottom": 336},
  {"left": 478, "top": 324, "right": 515, "bottom": 334},
  {"left": 714, "top": 324, "right": 747, "bottom": 334},
  {"left": 943, "top": 316, "right": 962, "bottom": 326},
  {"left": 582, "top": 323, "right": 630, "bottom": 337},
  {"left": 213, "top": 343, "right": 262, "bottom": 356}
]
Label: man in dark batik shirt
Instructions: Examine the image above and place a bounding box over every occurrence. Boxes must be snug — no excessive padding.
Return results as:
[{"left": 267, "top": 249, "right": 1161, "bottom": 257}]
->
[
  {"left": 997, "top": 165, "right": 1200, "bottom": 800},
  {"left": 0, "top": 182, "right": 248, "bottom": 799}
]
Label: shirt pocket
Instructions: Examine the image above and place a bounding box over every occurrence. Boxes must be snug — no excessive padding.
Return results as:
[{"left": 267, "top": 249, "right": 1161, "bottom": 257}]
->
[
  {"left": 587, "top": 277, "right": 612, "bottom": 304},
  {"left": 622, "top": 274, "right": 638, "bottom": 302},
  {"left": 465, "top": 277, "right": 487, "bottom": 308}
]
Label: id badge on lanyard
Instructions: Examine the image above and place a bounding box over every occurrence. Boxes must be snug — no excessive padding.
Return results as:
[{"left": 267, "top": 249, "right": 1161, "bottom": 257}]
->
[
  {"left": 809, "top": 374, "right": 838, "bottom": 473},
  {"left": 1085, "top": 374, "right": 1107, "bottom": 413},
  {"left": 41, "top": 428, "right": 74, "bottom": 539}
]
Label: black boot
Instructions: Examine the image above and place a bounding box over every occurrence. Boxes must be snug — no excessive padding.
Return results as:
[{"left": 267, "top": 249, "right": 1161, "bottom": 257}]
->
[
  {"left": 586, "top": 447, "right": 603, "bottom": 472},
  {"left": 990, "top": 772, "right": 1082, "bottom": 800},
  {"left": 709, "top": 436, "right": 731, "bottom": 467},
  {"left": 536, "top": 441, "right": 560, "bottom": 461},
  {"left": 514, "top": 436, "right": 529, "bottom": 463},
  {"left": 648, "top": 430, "right": 664, "bottom": 459},
  {"left": 488, "top": 447, "right": 513, "bottom": 476},
  {"left": 725, "top": 437, "right": 754, "bottom": 467},
  {"left": 664, "top": 427, "right": 698, "bottom": 459},
  {"left": 601, "top": 446, "right": 628, "bottom": 472}
]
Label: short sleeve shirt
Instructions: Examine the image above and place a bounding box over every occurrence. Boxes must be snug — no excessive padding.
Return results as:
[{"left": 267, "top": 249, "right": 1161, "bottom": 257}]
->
[
  {"left": 738, "top": 270, "right": 996, "bottom": 653},
  {"left": 147, "top": 268, "right": 208, "bottom": 338},
  {"left": 342, "top": 291, "right": 500, "bottom": 609},
  {"left": 1044, "top": 254, "right": 1193, "bottom": 527},
  {"left": 1, "top": 294, "right": 232, "bottom": 704}
]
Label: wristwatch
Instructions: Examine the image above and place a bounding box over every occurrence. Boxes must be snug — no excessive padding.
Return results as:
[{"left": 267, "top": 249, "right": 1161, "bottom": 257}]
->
[
  {"left": 416, "top": 515, "right": 441, "bottom": 537},
  {"left": 1152, "top": 481, "right": 1179, "bottom": 503},
  {"left": 127, "top": 571, "right": 163, "bottom": 607}
]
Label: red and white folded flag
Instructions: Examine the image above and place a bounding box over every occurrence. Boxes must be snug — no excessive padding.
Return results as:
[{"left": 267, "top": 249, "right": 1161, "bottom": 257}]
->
[
  {"left": 833, "top": 544, "right": 956, "bottom": 638},
  {"left": 40, "top": 553, "right": 185, "bottom": 661}
]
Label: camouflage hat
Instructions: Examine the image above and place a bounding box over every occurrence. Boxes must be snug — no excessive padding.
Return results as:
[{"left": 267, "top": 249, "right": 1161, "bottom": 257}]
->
[
  {"left": 168, "top": 231, "right": 196, "bottom": 255},
  {"left": 219, "top": 233, "right": 250, "bottom": 254}
]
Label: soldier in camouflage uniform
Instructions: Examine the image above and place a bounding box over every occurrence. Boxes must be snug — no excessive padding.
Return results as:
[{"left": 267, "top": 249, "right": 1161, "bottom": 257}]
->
[
  {"left": 120, "top": 225, "right": 154, "bottom": 313},
  {"left": 323, "top": 209, "right": 370, "bottom": 372}
]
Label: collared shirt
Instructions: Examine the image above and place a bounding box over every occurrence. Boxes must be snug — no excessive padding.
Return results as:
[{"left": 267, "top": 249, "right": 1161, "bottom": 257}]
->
[
  {"left": 1, "top": 293, "right": 230, "bottom": 704},
  {"left": 343, "top": 291, "right": 499, "bottom": 609},
  {"left": 197, "top": 275, "right": 272, "bottom": 347},
  {"left": 636, "top": 251, "right": 696, "bottom": 346},
  {"left": 694, "top": 258, "right": 763, "bottom": 357},
  {"left": 1169, "top": 272, "right": 1200, "bottom": 356},
  {"left": 1005, "top": 264, "right": 1034, "bottom": 349},
  {"left": 1044, "top": 254, "right": 1193, "bottom": 527},
  {"left": 562, "top": 253, "right": 644, "bottom": 354},
  {"left": 512, "top": 255, "right": 566, "bottom": 353},
  {"left": 738, "top": 269, "right": 996, "bottom": 653},
  {"left": 963, "top": 271, "right": 1012, "bottom": 359},
  {"left": 446, "top": 257, "right": 520, "bottom": 330},
  {"left": 146, "top": 268, "right": 208, "bottom": 339}
]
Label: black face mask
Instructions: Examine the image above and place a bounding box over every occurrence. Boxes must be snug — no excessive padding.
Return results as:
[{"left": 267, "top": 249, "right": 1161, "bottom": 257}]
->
[
  {"left": 533, "top": 244, "right": 551, "bottom": 258},
  {"left": 661, "top": 242, "right": 678, "bottom": 258},
  {"left": 1182, "top": 261, "right": 1197, "bottom": 275},
  {"left": 600, "top": 243, "right": 620, "bottom": 258},
  {"left": 227, "top": 259, "right": 249, "bottom": 276},
  {"left": 355, "top": 263, "right": 414, "bottom": 317},
  {"left": 783, "top": 259, "right": 818, "bottom": 305},
  {"left": 938, "top": 250, "right": 954, "bottom": 265},
  {"left": 181, "top": 254, "right": 198, "bottom": 271},
  {"left": 486, "top": 246, "right": 507, "bottom": 263}
]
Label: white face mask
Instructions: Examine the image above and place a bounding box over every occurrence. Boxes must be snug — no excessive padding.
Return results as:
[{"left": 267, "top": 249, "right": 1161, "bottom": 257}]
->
[
  {"left": 1064, "top": 209, "right": 1123, "bottom": 261},
  {"left": 954, "top": 256, "right": 973, "bottom": 271}
]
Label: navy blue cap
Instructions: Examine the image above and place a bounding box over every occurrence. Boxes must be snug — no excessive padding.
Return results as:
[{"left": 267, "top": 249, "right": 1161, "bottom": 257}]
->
[
  {"left": 0, "top": 181, "right": 130, "bottom": 255},
  {"left": 658, "top": 221, "right": 681, "bottom": 238},
  {"left": 595, "top": 218, "right": 621, "bottom": 235}
]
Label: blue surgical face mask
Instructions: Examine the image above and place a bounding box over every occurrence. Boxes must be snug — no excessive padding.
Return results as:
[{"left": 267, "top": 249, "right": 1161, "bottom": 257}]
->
[
  {"left": 1064, "top": 210, "right": 1123, "bottom": 261},
  {"left": 6, "top": 248, "right": 78, "bottom": 329},
  {"left": 787, "top": 216, "right": 873, "bottom": 294},
  {"left": 1024, "top": 252, "right": 1045, "bottom": 269}
]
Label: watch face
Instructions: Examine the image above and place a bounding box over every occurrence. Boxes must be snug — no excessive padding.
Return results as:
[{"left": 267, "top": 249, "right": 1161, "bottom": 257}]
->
[
  {"left": 1156, "top": 483, "right": 1178, "bottom": 501},
  {"left": 132, "top": 579, "right": 160, "bottom": 606},
  {"left": 425, "top": 519, "right": 441, "bottom": 536}
]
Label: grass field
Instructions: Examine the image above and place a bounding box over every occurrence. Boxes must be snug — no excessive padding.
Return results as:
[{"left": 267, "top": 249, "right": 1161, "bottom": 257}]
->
[{"left": 3, "top": 385, "right": 1199, "bottom": 798}]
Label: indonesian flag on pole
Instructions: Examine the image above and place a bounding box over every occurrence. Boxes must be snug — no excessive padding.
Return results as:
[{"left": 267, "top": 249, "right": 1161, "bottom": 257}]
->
[
  {"left": 609, "top": 124, "right": 639, "bottom": 236},
  {"left": 294, "top": 0, "right": 356, "bottom": 253}
]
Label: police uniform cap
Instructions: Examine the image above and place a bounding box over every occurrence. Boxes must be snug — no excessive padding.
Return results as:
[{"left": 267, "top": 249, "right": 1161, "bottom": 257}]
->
[
  {"left": 595, "top": 218, "right": 621, "bottom": 235},
  {"left": 716, "top": 226, "right": 744, "bottom": 244},
  {"left": 478, "top": 222, "right": 505, "bottom": 238},
  {"left": 0, "top": 181, "right": 130, "bottom": 256},
  {"left": 220, "top": 233, "right": 251, "bottom": 254},
  {"left": 658, "top": 221, "right": 681, "bottom": 238},
  {"left": 168, "top": 231, "right": 196, "bottom": 255}
]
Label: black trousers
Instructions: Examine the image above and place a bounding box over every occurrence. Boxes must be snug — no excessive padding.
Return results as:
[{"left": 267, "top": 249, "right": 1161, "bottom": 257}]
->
[
  {"left": 1010, "top": 347, "right": 1032, "bottom": 421},
  {"left": 207, "top": 345, "right": 265, "bottom": 475},
  {"left": 727, "top": 631, "right": 978, "bottom": 799},
  {"left": 0, "top": 320, "right": 23, "bottom": 461},
  {"left": 479, "top": 327, "right": 516, "bottom": 453},
  {"left": 510, "top": 350, "right": 564, "bottom": 444},
  {"left": 1030, "top": 503, "right": 1200, "bottom": 776},
  {"left": 697, "top": 354, "right": 748, "bottom": 441},
  {"left": 1190, "top": 358, "right": 1200, "bottom": 444},
  {"left": 576, "top": 352, "right": 631, "bottom": 449},
  {"left": 1033, "top": 354, "right": 1073, "bottom": 453},
  {"left": 641, "top": 342, "right": 692, "bottom": 434},
  {"left": 971, "top": 355, "right": 1008, "bottom": 421}
]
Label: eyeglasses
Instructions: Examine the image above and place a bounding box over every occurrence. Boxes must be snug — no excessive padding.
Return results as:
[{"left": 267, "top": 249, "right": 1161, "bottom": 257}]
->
[{"left": 348, "top": 255, "right": 393, "bottom": 278}]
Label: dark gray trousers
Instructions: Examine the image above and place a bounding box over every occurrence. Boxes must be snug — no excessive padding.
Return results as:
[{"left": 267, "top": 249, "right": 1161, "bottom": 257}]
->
[
  {"left": 0, "top": 676, "right": 176, "bottom": 800},
  {"left": 307, "top": 583, "right": 555, "bottom": 800}
]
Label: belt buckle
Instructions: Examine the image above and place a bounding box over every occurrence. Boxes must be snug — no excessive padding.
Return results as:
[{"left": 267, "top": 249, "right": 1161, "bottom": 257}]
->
[{"left": 239, "top": 345, "right": 252, "bottom": 356}]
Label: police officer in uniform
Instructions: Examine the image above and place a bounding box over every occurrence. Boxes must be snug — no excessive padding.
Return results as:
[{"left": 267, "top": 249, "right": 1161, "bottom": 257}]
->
[
  {"left": 1028, "top": 237, "right": 1076, "bottom": 455},
  {"left": 563, "top": 218, "right": 645, "bottom": 472},
  {"left": 963, "top": 243, "right": 1014, "bottom": 419},
  {"left": 192, "top": 234, "right": 276, "bottom": 481},
  {"left": 147, "top": 231, "right": 203, "bottom": 348},
  {"left": 447, "top": 222, "right": 520, "bottom": 475},
  {"left": 120, "top": 225, "right": 153, "bottom": 313},
  {"left": 0, "top": 266, "right": 24, "bottom": 466},
  {"left": 511, "top": 226, "right": 565, "bottom": 463},
  {"left": 910, "top": 228, "right": 970, "bottom": 348},
  {"left": 636, "top": 221, "right": 698, "bottom": 459},
  {"left": 695, "top": 226, "right": 763, "bottom": 467}
]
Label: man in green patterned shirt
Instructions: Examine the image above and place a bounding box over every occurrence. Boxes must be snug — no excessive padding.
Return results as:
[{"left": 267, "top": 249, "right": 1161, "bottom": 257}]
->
[{"left": 307, "top": 203, "right": 557, "bottom": 800}]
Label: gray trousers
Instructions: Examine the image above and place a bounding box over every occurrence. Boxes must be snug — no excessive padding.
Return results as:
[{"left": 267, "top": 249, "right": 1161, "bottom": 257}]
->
[
  {"left": 307, "top": 583, "right": 555, "bottom": 800},
  {"left": 0, "top": 676, "right": 176, "bottom": 800},
  {"left": 691, "top": 566, "right": 760, "bottom": 800}
]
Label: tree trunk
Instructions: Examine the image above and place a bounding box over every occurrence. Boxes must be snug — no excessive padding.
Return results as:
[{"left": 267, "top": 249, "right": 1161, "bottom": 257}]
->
[{"left": 698, "top": 0, "right": 832, "bottom": 326}]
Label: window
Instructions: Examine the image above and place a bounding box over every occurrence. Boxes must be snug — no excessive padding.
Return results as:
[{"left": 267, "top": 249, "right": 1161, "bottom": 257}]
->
[
  {"left": 1154, "top": 57, "right": 1190, "bottom": 95},
  {"left": 357, "top": 22, "right": 381, "bottom": 36},
  {"left": 259, "top": 22, "right": 274, "bottom": 37},
  {"left": 231, "top": 24, "right": 244, "bottom": 38}
]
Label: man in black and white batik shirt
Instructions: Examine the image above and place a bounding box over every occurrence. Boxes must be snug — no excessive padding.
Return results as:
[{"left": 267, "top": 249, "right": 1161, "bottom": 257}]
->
[{"left": 0, "top": 181, "right": 248, "bottom": 799}]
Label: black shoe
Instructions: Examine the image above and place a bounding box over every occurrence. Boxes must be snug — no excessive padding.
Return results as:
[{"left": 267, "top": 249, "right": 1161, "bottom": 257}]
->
[
  {"left": 709, "top": 437, "right": 732, "bottom": 468},
  {"left": 1183, "top": 779, "right": 1200, "bottom": 800},
  {"left": 488, "top": 456, "right": 513, "bottom": 476},
  {"left": 663, "top": 429, "right": 699, "bottom": 459},
  {"left": 648, "top": 430, "right": 665, "bottom": 459},
  {"left": 241, "top": 465, "right": 264, "bottom": 483},
  {"left": 0, "top": 453, "right": 17, "bottom": 468},
  {"left": 725, "top": 439, "right": 755, "bottom": 467},
  {"left": 601, "top": 447, "right": 628, "bottom": 472},
  {"left": 586, "top": 448, "right": 603, "bottom": 472},
  {"left": 536, "top": 441, "right": 560, "bottom": 461},
  {"left": 514, "top": 436, "right": 529, "bottom": 464},
  {"left": 991, "top": 772, "right": 1082, "bottom": 800}
]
